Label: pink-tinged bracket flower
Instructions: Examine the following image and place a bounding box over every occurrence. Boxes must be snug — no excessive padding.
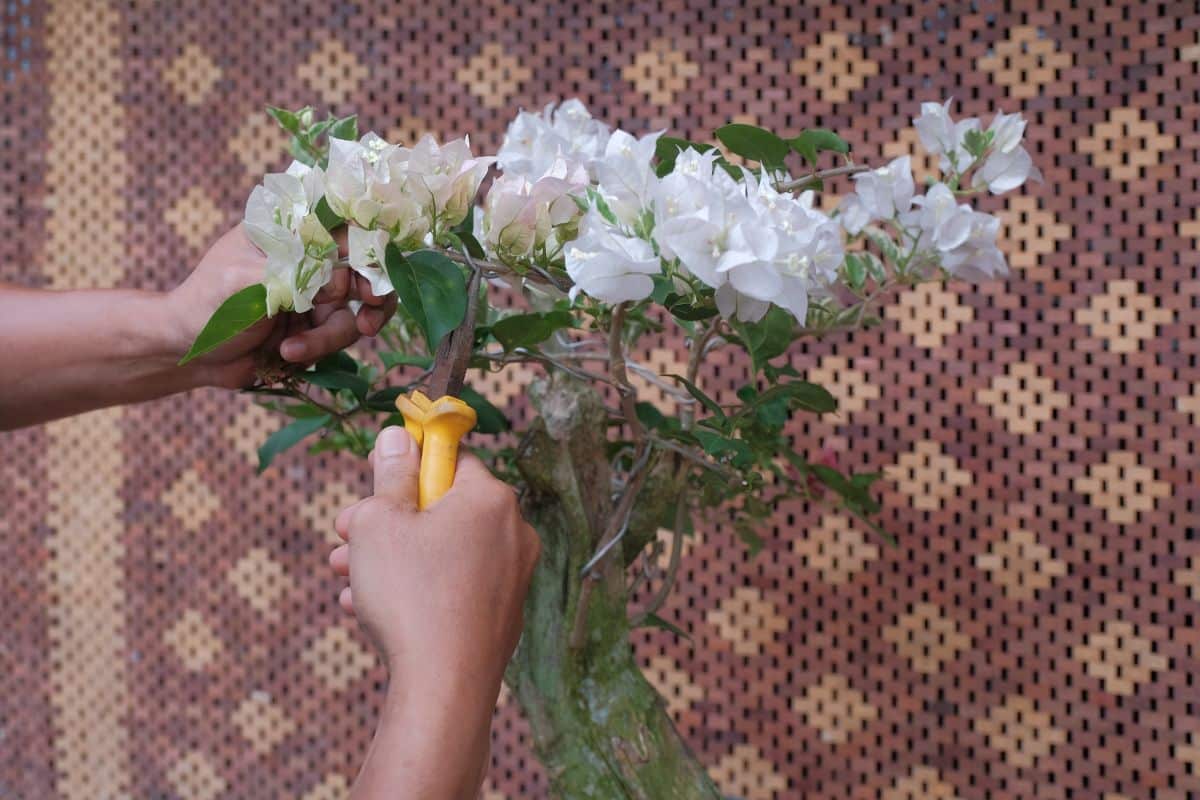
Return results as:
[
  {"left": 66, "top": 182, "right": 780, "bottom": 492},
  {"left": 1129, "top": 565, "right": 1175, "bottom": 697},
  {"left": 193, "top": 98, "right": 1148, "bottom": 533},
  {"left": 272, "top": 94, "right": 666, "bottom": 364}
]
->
[
  {"left": 482, "top": 159, "right": 588, "bottom": 262},
  {"left": 401, "top": 135, "right": 495, "bottom": 229}
]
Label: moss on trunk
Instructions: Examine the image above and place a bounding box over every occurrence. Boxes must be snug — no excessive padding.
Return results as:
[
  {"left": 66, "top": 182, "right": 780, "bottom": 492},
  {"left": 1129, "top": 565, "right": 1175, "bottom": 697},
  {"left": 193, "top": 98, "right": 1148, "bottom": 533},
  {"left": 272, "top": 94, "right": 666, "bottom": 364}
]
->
[{"left": 507, "top": 375, "right": 720, "bottom": 800}]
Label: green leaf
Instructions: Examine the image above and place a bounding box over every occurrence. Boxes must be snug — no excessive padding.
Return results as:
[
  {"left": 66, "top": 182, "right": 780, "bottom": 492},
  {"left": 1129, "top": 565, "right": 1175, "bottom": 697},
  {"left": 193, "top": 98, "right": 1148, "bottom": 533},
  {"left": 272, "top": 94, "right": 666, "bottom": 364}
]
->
[
  {"left": 789, "top": 128, "right": 850, "bottom": 165},
  {"left": 315, "top": 351, "right": 358, "bottom": 374},
  {"left": 380, "top": 351, "right": 435, "bottom": 370},
  {"left": 586, "top": 187, "right": 618, "bottom": 225},
  {"left": 365, "top": 386, "right": 406, "bottom": 412},
  {"left": 666, "top": 374, "right": 725, "bottom": 420},
  {"left": 654, "top": 137, "right": 714, "bottom": 177},
  {"left": 290, "top": 135, "right": 317, "bottom": 167},
  {"left": 637, "top": 612, "right": 692, "bottom": 641},
  {"left": 258, "top": 415, "right": 330, "bottom": 473},
  {"left": 314, "top": 196, "right": 343, "bottom": 231},
  {"left": 459, "top": 386, "right": 509, "bottom": 434},
  {"left": 635, "top": 401, "right": 668, "bottom": 432},
  {"left": 863, "top": 226, "right": 901, "bottom": 266},
  {"left": 715, "top": 124, "right": 790, "bottom": 168},
  {"left": 734, "top": 520, "right": 765, "bottom": 556},
  {"left": 844, "top": 252, "right": 867, "bottom": 292},
  {"left": 962, "top": 128, "right": 994, "bottom": 160},
  {"left": 385, "top": 245, "right": 468, "bottom": 352},
  {"left": 179, "top": 284, "right": 268, "bottom": 365},
  {"left": 736, "top": 306, "right": 794, "bottom": 371},
  {"left": 756, "top": 381, "right": 837, "bottom": 414},
  {"left": 329, "top": 114, "right": 358, "bottom": 141},
  {"left": 667, "top": 302, "right": 719, "bottom": 321},
  {"left": 491, "top": 310, "right": 574, "bottom": 352},
  {"left": 650, "top": 274, "right": 675, "bottom": 304},
  {"left": 266, "top": 106, "right": 302, "bottom": 135},
  {"left": 456, "top": 230, "right": 486, "bottom": 260}
]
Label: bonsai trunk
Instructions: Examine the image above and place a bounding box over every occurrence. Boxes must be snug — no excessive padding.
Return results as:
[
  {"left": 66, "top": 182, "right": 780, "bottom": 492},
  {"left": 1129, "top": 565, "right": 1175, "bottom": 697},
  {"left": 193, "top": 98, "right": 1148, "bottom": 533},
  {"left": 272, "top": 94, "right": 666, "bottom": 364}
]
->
[{"left": 508, "top": 375, "right": 720, "bottom": 799}]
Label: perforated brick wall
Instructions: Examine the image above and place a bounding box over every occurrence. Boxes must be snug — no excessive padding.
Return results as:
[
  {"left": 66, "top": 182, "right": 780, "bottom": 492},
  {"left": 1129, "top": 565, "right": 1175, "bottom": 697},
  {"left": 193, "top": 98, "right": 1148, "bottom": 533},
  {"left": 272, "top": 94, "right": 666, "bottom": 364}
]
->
[{"left": 2, "top": 2, "right": 1198, "bottom": 798}]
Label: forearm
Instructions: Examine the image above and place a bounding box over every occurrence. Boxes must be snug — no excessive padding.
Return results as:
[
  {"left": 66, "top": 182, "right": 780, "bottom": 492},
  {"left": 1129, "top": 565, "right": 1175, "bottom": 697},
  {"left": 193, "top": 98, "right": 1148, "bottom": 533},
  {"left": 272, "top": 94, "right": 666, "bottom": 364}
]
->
[
  {"left": 352, "top": 671, "right": 497, "bottom": 800},
  {"left": 0, "top": 286, "right": 202, "bottom": 429}
]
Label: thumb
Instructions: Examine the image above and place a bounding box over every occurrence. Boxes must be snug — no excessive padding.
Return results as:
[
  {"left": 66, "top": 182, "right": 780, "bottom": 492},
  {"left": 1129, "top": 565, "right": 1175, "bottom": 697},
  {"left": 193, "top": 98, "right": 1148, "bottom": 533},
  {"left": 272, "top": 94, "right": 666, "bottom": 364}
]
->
[{"left": 372, "top": 426, "right": 420, "bottom": 509}]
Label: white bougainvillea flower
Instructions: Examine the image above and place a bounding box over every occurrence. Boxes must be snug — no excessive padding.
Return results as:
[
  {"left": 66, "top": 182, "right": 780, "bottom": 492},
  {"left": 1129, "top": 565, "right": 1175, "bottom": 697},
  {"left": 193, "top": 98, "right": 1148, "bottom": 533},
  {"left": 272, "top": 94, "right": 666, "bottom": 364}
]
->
[
  {"left": 913, "top": 99, "right": 981, "bottom": 172},
  {"left": 837, "top": 155, "right": 915, "bottom": 233},
  {"left": 325, "top": 133, "right": 428, "bottom": 244},
  {"left": 483, "top": 158, "right": 588, "bottom": 260},
  {"left": 498, "top": 99, "right": 611, "bottom": 182},
  {"left": 594, "top": 128, "right": 664, "bottom": 227},
  {"left": 715, "top": 281, "right": 770, "bottom": 322},
  {"left": 243, "top": 160, "right": 334, "bottom": 315},
  {"left": 940, "top": 210, "right": 1008, "bottom": 280},
  {"left": 565, "top": 210, "right": 662, "bottom": 303},
  {"left": 346, "top": 225, "right": 394, "bottom": 296},
  {"left": 654, "top": 149, "right": 757, "bottom": 289},
  {"left": 987, "top": 110, "right": 1027, "bottom": 154},
  {"left": 723, "top": 179, "right": 844, "bottom": 324},
  {"left": 908, "top": 182, "right": 973, "bottom": 251},
  {"left": 401, "top": 134, "right": 495, "bottom": 228},
  {"left": 972, "top": 145, "right": 1041, "bottom": 194}
]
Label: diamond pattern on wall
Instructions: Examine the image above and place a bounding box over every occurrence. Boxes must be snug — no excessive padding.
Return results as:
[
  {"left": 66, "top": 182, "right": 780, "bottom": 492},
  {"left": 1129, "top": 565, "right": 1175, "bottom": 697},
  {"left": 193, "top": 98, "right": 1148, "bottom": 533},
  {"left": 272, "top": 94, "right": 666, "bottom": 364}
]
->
[
  {"left": 883, "top": 603, "right": 971, "bottom": 675},
  {"left": 231, "top": 692, "right": 297, "bottom": 755},
  {"left": 297, "top": 39, "right": 368, "bottom": 107},
  {"left": 162, "top": 44, "right": 221, "bottom": 106},
  {"left": 1075, "top": 280, "right": 1173, "bottom": 353},
  {"left": 790, "top": 32, "right": 878, "bottom": 104},
  {"left": 162, "top": 467, "right": 222, "bottom": 534},
  {"left": 1002, "top": 195, "right": 1070, "bottom": 273},
  {"left": 457, "top": 43, "right": 532, "bottom": 110},
  {"left": 1073, "top": 620, "right": 1168, "bottom": 696},
  {"left": 709, "top": 744, "right": 789, "bottom": 800},
  {"left": 883, "top": 766, "right": 963, "bottom": 800},
  {"left": 226, "top": 548, "right": 294, "bottom": 616},
  {"left": 166, "top": 751, "right": 227, "bottom": 800},
  {"left": 623, "top": 39, "right": 699, "bottom": 106},
  {"left": 808, "top": 356, "right": 880, "bottom": 416},
  {"left": 707, "top": 587, "right": 788, "bottom": 657},
  {"left": 974, "top": 695, "right": 1066, "bottom": 769},
  {"left": 162, "top": 609, "right": 223, "bottom": 673},
  {"left": 229, "top": 111, "right": 286, "bottom": 178},
  {"left": 977, "top": 25, "right": 1073, "bottom": 99},
  {"left": 164, "top": 186, "right": 225, "bottom": 251},
  {"left": 1073, "top": 450, "right": 1170, "bottom": 524},
  {"left": 793, "top": 513, "right": 879, "bottom": 585},
  {"left": 886, "top": 282, "right": 973, "bottom": 350},
  {"left": 975, "top": 529, "right": 1067, "bottom": 601},
  {"left": 893, "top": 441, "right": 972, "bottom": 512},
  {"left": 302, "top": 624, "right": 377, "bottom": 692},
  {"left": 976, "top": 362, "right": 1069, "bottom": 435},
  {"left": 645, "top": 656, "right": 702, "bottom": 718},
  {"left": 793, "top": 673, "right": 878, "bottom": 744},
  {"left": 1079, "top": 107, "right": 1175, "bottom": 181},
  {"left": 301, "top": 774, "right": 351, "bottom": 800}
]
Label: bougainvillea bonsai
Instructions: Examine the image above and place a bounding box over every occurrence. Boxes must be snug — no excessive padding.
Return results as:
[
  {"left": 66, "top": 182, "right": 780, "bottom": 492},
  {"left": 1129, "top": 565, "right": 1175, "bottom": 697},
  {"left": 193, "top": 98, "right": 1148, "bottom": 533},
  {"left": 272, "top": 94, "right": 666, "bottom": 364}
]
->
[{"left": 182, "top": 98, "right": 1036, "bottom": 797}]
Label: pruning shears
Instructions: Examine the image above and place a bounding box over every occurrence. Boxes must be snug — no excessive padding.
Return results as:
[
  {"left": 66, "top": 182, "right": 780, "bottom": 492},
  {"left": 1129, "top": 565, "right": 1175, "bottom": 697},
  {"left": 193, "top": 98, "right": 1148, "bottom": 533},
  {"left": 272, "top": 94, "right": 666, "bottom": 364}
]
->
[{"left": 393, "top": 267, "right": 482, "bottom": 510}]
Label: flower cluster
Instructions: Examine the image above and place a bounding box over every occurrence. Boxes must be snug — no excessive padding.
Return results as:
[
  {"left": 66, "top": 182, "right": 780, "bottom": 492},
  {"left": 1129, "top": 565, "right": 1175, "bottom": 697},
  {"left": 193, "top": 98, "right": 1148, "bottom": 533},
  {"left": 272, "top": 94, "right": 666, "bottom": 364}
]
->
[{"left": 242, "top": 97, "right": 1037, "bottom": 325}]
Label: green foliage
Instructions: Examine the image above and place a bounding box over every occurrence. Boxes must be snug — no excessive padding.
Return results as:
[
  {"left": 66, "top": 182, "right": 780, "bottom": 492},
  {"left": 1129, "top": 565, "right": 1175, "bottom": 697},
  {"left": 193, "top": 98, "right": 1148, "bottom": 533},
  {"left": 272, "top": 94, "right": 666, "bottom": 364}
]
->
[
  {"left": 492, "top": 310, "right": 574, "bottom": 352},
  {"left": 460, "top": 386, "right": 510, "bottom": 434},
  {"left": 636, "top": 612, "right": 692, "bottom": 641},
  {"left": 267, "top": 105, "right": 358, "bottom": 168},
  {"left": 789, "top": 128, "right": 850, "bottom": 166},
  {"left": 179, "top": 283, "right": 267, "bottom": 365},
  {"left": 732, "top": 306, "right": 794, "bottom": 372},
  {"left": 257, "top": 414, "right": 331, "bottom": 472},
  {"left": 654, "top": 137, "right": 714, "bottom": 177},
  {"left": 384, "top": 244, "right": 468, "bottom": 352},
  {"left": 962, "top": 128, "right": 994, "bottom": 160},
  {"left": 715, "top": 124, "right": 789, "bottom": 169}
]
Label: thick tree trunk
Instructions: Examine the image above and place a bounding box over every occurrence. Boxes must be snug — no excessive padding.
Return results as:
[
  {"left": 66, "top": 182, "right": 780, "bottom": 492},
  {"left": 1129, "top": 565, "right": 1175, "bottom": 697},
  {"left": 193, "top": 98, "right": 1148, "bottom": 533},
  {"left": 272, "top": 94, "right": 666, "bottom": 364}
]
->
[{"left": 508, "top": 375, "right": 721, "bottom": 800}]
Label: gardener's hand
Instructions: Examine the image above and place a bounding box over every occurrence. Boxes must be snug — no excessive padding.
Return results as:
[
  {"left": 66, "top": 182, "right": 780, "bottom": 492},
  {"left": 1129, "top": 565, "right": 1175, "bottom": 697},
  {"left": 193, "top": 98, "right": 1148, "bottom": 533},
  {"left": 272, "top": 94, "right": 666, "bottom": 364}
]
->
[
  {"left": 165, "top": 225, "right": 397, "bottom": 389},
  {"left": 329, "top": 426, "right": 540, "bottom": 799}
]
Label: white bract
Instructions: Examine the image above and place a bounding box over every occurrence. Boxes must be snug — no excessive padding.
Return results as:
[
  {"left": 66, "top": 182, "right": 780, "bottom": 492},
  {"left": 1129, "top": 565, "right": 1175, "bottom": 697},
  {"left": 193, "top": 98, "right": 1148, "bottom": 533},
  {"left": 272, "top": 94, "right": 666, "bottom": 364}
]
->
[
  {"left": 243, "top": 160, "right": 334, "bottom": 316},
  {"left": 837, "top": 156, "right": 915, "bottom": 234},
  {"left": 401, "top": 135, "right": 494, "bottom": 228},
  {"left": 565, "top": 210, "right": 662, "bottom": 304},
  {"left": 498, "top": 99, "right": 611, "bottom": 183},
  {"left": 482, "top": 158, "right": 588, "bottom": 261},
  {"left": 594, "top": 129, "right": 663, "bottom": 227},
  {"left": 914, "top": 99, "right": 981, "bottom": 172}
]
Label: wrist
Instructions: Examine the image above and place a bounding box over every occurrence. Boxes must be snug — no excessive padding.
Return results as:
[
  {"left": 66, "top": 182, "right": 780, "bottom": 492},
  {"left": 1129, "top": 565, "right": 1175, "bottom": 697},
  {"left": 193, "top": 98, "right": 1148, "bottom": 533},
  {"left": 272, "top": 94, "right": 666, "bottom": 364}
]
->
[{"left": 120, "top": 290, "right": 209, "bottom": 392}]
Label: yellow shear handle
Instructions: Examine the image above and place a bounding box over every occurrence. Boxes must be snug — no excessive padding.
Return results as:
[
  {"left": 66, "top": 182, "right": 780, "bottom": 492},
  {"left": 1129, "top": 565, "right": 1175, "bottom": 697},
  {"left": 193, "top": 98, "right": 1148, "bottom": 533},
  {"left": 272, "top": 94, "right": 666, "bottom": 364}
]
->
[{"left": 395, "top": 393, "right": 477, "bottom": 510}]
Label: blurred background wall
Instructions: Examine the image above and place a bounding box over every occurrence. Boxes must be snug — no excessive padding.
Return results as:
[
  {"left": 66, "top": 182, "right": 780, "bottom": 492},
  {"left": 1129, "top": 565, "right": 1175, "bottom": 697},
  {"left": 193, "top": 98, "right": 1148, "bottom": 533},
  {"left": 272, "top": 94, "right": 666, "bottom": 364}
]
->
[{"left": 1, "top": 1, "right": 1197, "bottom": 797}]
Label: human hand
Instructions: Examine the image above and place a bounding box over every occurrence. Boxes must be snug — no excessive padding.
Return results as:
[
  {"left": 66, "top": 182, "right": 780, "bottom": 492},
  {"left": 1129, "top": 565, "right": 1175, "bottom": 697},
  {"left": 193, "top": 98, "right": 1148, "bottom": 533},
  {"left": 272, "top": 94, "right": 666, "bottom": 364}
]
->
[
  {"left": 328, "top": 426, "right": 540, "bottom": 798},
  {"left": 165, "top": 225, "right": 397, "bottom": 389}
]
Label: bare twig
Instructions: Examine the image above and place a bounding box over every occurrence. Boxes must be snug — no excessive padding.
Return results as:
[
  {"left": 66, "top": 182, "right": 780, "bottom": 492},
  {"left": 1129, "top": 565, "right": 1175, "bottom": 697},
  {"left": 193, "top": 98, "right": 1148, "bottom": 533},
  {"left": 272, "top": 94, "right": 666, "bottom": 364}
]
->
[
  {"left": 608, "top": 302, "right": 645, "bottom": 443},
  {"left": 774, "top": 163, "right": 870, "bottom": 193}
]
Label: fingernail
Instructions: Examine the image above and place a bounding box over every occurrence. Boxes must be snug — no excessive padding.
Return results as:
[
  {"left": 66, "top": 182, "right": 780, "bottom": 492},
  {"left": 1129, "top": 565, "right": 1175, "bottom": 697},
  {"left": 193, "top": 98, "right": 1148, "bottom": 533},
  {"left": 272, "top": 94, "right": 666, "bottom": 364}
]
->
[
  {"left": 377, "top": 426, "right": 411, "bottom": 456},
  {"left": 281, "top": 340, "right": 306, "bottom": 361}
]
